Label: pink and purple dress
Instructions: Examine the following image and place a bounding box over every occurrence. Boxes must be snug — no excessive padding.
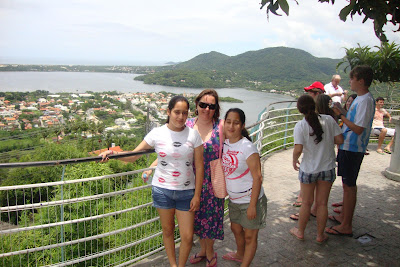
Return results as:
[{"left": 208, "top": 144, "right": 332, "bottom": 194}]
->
[{"left": 186, "top": 118, "right": 224, "bottom": 240}]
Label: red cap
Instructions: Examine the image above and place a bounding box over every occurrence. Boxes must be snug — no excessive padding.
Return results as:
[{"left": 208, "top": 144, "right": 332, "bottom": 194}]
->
[{"left": 304, "top": 81, "right": 325, "bottom": 93}]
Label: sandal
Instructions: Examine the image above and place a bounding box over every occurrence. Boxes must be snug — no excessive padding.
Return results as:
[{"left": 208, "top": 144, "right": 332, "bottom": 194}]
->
[
  {"left": 333, "top": 207, "right": 342, "bottom": 214},
  {"left": 206, "top": 253, "right": 217, "bottom": 267},
  {"left": 189, "top": 253, "right": 206, "bottom": 264},
  {"left": 222, "top": 251, "right": 243, "bottom": 263},
  {"left": 384, "top": 148, "right": 392, "bottom": 154},
  {"left": 331, "top": 202, "right": 343, "bottom": 207},
  {"left": 377, "top": 149, "right": 385, "bottom": 155},
  {"left": 290, "top": 212, "right": 316, "bottom": 221},
  {"left": 292, "top": 201, "right": 302, "bottom": 207}
]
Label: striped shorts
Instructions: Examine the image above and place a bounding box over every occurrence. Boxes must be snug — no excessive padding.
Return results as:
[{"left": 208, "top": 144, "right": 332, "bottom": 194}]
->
[{"left": 298, "top": 168, "right": 336, "bottom": 184}]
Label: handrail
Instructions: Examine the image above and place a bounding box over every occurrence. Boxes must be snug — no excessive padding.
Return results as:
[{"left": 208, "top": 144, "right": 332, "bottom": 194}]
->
[
  {"left": 1, "top": 99, "right": 398, "bottom": 267},
  {"left": 0, "top": 149, "right": 155, "bottom": 168}
]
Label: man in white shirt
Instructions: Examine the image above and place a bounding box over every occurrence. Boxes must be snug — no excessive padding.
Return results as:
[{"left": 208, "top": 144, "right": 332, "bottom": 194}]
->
[{"left": 325, "top": 75, "right": 347, "bottom": 104}]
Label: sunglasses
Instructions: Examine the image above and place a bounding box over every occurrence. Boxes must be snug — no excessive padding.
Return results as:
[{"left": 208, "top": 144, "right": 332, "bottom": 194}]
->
[{"left": 198, "top": 102, "right": 216, "bottom": 110}]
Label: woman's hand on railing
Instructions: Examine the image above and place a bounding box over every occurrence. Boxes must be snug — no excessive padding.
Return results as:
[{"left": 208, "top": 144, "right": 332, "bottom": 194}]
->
[
  {"left": 141, "top": 170, "right": 152, "bottom": 183},
  {"left": 99, "top": 150, "right": 113, "bottom": 162}
]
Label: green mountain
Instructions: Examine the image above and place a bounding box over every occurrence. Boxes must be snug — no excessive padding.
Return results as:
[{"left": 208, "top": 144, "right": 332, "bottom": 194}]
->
[{"left": 135, "top": 47, "right": 347, "bottom": 93}]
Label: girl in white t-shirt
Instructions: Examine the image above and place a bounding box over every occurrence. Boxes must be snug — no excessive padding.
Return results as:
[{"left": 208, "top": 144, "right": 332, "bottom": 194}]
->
[
  {"left": 100, "top": 96, "right": 204, "bottom": 267},
  {"left": 221, "top": 108, "right": 267, "bottom": 266},
  {"left": 290, "top": 95, "right": 343, "bottom": 244}
]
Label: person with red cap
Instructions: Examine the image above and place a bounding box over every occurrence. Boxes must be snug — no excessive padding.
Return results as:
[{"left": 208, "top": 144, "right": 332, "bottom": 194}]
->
[{"left": 304, "top": 81, "right": 325, "bottom": 100}]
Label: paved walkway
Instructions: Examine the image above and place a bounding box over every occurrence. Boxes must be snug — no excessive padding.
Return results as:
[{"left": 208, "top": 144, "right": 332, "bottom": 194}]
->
[{"left": 134, "top": 143, "right": 400, "bottom": 266}]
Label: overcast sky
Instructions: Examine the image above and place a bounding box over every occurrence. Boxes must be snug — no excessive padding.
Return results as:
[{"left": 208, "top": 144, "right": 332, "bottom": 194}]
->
[{"left": 1, "top": 0, "right": 399, "bottom": 65}]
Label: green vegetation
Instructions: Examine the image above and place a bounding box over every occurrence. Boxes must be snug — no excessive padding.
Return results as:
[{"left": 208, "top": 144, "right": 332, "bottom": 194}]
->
[
  {"left": 220, "top": 97, "right": 243, "bottom": 103},
  {"left": 134, "top": 47, "right": 347, "bottom": 96}
]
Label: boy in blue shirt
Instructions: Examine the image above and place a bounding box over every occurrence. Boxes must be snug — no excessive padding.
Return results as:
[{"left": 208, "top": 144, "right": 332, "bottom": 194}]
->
[{"left": 327, "top": 65, "right": 375, "bottom": 237}]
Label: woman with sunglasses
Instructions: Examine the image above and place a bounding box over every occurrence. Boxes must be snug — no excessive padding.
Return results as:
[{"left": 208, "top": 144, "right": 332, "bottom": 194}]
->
[
  {"left": 186, "top": 89, "right": 224, "bottom": 267},
  {"left": 143, "top": 90, "right": 224, "bottom": 266}
]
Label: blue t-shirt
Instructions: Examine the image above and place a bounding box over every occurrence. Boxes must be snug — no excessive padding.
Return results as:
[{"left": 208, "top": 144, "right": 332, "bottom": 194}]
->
[{"left": 340, "top": 92, "right": 375, "bottom": 153}]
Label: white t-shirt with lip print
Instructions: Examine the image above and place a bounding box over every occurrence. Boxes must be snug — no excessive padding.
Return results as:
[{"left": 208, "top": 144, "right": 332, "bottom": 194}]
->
[
  {"left": 144, "top": 124, "right": 203, "bottom": 190},
  {"left": 222, "top": 137, "right": 264, "bottom": 204}
]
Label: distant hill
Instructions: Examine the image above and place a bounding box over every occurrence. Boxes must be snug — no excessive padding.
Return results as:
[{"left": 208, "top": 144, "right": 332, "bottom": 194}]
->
[{"left": 135, "top": 47, "right": 348, "bottom": 93}]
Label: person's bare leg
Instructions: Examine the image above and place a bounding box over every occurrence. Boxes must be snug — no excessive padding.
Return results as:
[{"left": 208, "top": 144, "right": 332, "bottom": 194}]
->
[
  {"left": 240, "top": 228, "right": 259, "bottom": 267},
  {"left": 310, "top": 188, "right": 317, "bottom": 216},
  {"left": 296, "top": 183, "right": 315, "bottom": 238},
  {"left": 175, "top": 209, "right": 195, "bottom": 267},
  {"left": 326, "top": 183, "right": 356, "bottom": 234},
  {"left": 315, "top": 181, "right": 332, "bottom": 242},
  {"left": 377, "top": 128, "right": 387, "bottom": 152},
  {"left": 230, "top": 222, "right": 245, "bottom": 260},
  {"left": 205, "top": 238, "right": 216, "bottom": 265},
  {"left": 294, "top": 183, "right": 302, "bottom": 206},
  {"left": 385, "top": 136, "right": 394, "bottom": 151},
  {"left": 157, "top": 208, "right": 178, "bottom": 267}
]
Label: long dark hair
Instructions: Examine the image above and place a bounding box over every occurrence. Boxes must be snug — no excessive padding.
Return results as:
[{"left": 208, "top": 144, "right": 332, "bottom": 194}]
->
[
  {"left": 195, "top": 89, "right": 220, "bottom": 120},
  {"left": 316, "top": 94, "right": 336, "bottom": 120},
  {"left": 166, "top": 95, "right": 189, "bottom": 123},
  {"left": 224, "top": 108, "right": 251, "bottom": 141},
  {"left": 297, "top": 95, "right": 323, "bottom": 144},
  {"left": 344, "top": 94, "right": 357, "bottom": 111}
]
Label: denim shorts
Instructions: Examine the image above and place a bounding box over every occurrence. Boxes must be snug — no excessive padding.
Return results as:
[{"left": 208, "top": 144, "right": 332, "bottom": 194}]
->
[
  {"left": 228, "top": 194, "right": 268, "bottom": 230},
  {"left": 152, "top": 186, "right": 194, "bottom": 211},
  {"left": 298, "top": 168, "right": 336, "bottom": 184}
]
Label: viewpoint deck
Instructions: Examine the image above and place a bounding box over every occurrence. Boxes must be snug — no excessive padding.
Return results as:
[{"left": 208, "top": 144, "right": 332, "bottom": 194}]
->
[{"left": 134, "top": 143, "right": 399, "bottom": 266}]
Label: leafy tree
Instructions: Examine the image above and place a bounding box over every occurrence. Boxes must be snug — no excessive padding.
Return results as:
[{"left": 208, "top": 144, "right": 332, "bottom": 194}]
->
[
  {"left": 337, "top": 42, "right": 400, "bottom": 100},
  {"left": 260, "top": 0, "right": 400, "bottom": 42}
]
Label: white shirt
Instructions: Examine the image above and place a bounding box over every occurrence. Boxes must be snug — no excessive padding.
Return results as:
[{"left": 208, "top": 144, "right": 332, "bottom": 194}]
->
[
  {"left": 144, "top": 125, "right": 203, "bottom": 190},
  {"left": 324, "top": 82, "right": 344, "bottom": 103},
  {"left": 294, "top": 114, "right": 342, "bottom": 173},
  {"left": 222, "top": 137, "right": 265, "bottom": 204}
]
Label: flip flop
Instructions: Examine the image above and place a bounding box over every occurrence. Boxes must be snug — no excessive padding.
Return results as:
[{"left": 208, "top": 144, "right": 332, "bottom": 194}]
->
[
  {"left": 331, "top": 202, "right": 343, "bottom": 207},
  {"left": 290, "top": 227, "right": 304, "bottom": 241},
  {"left": 293, "top": 201, "right": 302, "bottom": 207},
  {"left": 222, "top": 252, "right": 243, "bottom": 263},
  {"left": 290, "top": 213, "right": 316, "bottom": 220},
  {"left": 333, "top": 207, "right": 342, "bottom": 214},
  {"left": 325, "top": 226, "right": 353, "bottom": 237},
  {"left": 384, "top": 148, "right": 392, "bottom": 154},
  {"left": 377, "top": 149, "right": 385, "bottom": 155},
  {"left": 206, "top": 253, "right": 217, "bottom": 267},
  {"left": 189, "top": 253, "right": 206, "bottom": 264},
  {"left": 328, "top": 215, "right": 341, "bottom": 224}
]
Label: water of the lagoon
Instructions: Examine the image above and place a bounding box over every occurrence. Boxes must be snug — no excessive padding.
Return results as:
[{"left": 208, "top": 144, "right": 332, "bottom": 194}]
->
[{"left": 0, "top": 71, "right": 295, "bottom": 124}]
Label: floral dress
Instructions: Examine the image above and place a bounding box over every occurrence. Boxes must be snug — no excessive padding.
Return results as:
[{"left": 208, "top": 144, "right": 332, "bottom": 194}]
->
[{"left": 186, "top": 118, "right": 224, "bottom": 240}]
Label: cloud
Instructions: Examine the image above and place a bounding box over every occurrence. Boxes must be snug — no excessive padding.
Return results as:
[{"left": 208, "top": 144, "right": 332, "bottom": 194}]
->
[{"left": 0, "top": 0, "right": 398, "bottom": 64}]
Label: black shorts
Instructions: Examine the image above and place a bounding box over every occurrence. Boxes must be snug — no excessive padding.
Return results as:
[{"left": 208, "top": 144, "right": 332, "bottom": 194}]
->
[{"left": 337, "top": 149, "right": 365, "bottom": 187}]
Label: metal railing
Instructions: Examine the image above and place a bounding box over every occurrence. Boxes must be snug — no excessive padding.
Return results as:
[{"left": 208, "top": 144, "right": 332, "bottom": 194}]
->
[
  {"left": 1, "top": 100, "right": 398, "bottom": 266},
  {"left": 0, "top": 101, "right": 300, "bottom": 267}
]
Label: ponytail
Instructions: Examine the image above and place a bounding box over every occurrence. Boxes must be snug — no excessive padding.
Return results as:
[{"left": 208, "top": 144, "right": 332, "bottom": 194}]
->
[{"left": 297, "top": 95, "right": 324, "bottom": 144}]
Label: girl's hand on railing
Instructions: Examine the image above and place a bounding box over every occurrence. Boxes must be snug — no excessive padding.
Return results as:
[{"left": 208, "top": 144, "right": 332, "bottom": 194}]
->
[
  {"left": 141, "top": 170, "right": 152, "bottom": 183},
  {"left": 99, "top": 150, "right": 113, "bottom": 162}
]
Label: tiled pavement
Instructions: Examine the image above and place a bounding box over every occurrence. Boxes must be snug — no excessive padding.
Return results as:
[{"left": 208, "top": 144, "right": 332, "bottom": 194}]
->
[{"left": 134, "top": 143, "right": 400, "bottom": 266}]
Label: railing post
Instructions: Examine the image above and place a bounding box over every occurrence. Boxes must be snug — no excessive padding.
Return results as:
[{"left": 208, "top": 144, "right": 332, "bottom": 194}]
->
[
  {"left": 60, "top": 165, "right": 66, "bottom": 263},
  {"left": 283, "top": 102, "right": 293, "bottom": 149}
]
